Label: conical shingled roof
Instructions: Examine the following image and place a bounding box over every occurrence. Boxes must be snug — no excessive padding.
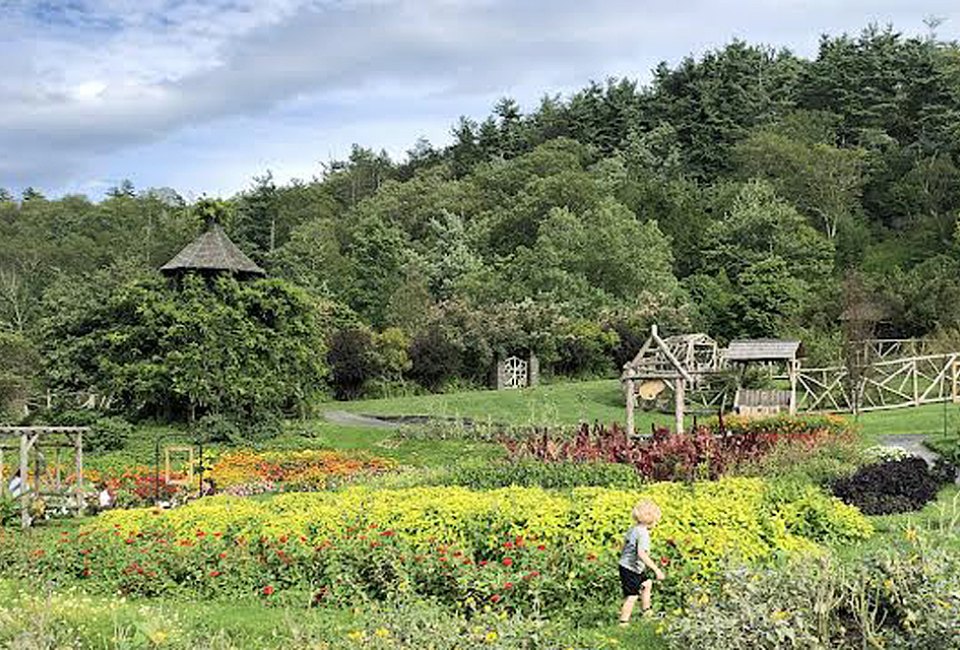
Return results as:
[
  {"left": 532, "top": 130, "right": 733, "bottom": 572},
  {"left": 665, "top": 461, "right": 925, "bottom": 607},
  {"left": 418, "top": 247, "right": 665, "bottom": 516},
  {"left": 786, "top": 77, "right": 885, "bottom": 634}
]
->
[{"left": 160, "top": 223, "right": 265, "bottom": 277}]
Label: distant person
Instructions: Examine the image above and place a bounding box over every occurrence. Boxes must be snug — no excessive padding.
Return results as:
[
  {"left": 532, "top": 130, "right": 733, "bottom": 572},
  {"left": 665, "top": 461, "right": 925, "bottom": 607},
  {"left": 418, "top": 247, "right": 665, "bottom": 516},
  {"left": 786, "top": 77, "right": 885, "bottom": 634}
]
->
[
  {"left": 200, "top": 477, "right": 217, "bottom": 497},
  {"left": 618, "top": 499, "right": 665, "bottom": 626},
  {"left": 8, "top": 470, "right": 23, "bottom": 498},
  {"left": 98, "top": 485, "right": 114, "bottom": 509}
]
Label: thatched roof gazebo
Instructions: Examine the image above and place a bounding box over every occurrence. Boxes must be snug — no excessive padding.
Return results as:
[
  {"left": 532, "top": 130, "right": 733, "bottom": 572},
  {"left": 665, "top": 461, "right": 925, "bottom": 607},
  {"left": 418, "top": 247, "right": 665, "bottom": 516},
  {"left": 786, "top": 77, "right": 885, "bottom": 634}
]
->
[{"left": 160, "top": 222, "right": 265, "bottom": 278}]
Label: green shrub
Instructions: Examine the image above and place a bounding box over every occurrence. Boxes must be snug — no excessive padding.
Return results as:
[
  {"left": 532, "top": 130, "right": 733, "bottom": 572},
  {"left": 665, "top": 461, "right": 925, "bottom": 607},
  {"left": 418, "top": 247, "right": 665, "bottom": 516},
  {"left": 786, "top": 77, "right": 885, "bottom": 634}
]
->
[
  {"left": 48, "top": 410, "right": 132, "bottom": 452},
  {"left": 663, "top": 520, "right": 960, "bottom": 650}
]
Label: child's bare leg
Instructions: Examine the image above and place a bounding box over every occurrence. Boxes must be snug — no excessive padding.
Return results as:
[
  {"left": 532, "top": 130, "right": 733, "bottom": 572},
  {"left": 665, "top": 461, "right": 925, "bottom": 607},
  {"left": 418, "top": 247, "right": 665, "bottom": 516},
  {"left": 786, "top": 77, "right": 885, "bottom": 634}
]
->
[
  {"left": 619, "top": 595, "right": 638, "bottom": 623},
  {"left": 641, "top": 579, "right": 653, "bottom": 611}
]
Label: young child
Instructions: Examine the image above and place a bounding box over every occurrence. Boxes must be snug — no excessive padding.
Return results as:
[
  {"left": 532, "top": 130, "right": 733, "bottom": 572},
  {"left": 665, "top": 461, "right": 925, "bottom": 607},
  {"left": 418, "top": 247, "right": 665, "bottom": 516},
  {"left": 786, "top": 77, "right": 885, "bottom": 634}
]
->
[{"left": 618, "top": 499, "right": 664, "bottom": 625}]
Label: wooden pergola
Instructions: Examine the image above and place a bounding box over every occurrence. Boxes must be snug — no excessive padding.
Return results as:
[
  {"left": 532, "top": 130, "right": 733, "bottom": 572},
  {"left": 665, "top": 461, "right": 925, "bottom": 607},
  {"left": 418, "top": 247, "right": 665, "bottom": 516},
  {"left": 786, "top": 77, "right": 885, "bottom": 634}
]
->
[{"left": 0, "top": 426, "right": 87, "bottom": 528}]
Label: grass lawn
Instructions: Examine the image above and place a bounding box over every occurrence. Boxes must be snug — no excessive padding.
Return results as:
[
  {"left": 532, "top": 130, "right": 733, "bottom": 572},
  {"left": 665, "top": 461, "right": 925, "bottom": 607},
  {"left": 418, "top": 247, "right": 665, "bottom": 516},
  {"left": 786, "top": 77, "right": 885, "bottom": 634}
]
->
[
  {"left": 330, "top": 378, "right": 670, "bottom": 429},
  {"left": 854, "top": 401, "right": 960, "bottom": 440},
  {"left": 329, "top": 378, "right": 960, "bottom": 438},
  {"left": 0, "top": 577, "right": 665, "bottom": 649}
]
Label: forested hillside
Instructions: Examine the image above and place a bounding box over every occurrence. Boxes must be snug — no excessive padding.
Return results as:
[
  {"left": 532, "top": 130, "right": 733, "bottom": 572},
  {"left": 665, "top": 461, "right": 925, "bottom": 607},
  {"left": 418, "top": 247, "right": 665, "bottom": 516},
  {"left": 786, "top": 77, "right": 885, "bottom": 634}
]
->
[{"left": 4, "top": 25, "right": 960, "bottom": 417}]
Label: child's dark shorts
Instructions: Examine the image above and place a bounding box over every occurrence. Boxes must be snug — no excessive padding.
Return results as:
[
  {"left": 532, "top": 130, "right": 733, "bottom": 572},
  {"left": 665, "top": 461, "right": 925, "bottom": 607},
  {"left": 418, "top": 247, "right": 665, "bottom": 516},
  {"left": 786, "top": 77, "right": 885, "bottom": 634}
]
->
[{"left": 618, "top": 564, "right": 651, "bottom": 597}]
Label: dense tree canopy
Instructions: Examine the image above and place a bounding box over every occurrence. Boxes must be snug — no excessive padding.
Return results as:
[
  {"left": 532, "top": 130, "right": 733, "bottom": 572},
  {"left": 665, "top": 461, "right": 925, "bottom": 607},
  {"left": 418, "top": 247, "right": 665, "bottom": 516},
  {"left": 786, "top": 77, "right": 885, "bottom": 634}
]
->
[{"left": 3, "top": 24, "right": 960, "bottom": 410}]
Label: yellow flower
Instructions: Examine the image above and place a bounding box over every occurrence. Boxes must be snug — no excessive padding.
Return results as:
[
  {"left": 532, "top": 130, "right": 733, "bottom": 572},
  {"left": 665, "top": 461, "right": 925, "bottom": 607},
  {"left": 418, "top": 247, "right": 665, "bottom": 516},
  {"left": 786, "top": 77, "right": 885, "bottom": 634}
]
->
[
  {"left": 147, "top": 630, "right": 169, "bottom": 645},
  {"left": 770, "top": 610, "right": 790, "bottom": 622},
  {"left": 374, "top": 628, "right": 391, "bottom": 639},
  {"left": 346, "top": 630, "right": 365, "bottom": 642},
  {"left": 485, "top": 631, "right": 498, "bottom": 643},
  {"left": 904, "top": 527, "right": 918, "bottom": 544}
]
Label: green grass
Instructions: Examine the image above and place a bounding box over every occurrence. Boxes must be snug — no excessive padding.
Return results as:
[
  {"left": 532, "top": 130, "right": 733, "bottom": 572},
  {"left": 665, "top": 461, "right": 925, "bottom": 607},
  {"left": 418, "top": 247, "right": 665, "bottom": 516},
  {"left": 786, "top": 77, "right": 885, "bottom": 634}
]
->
[
  {"left": 0, "top": 578, "right": 666, "bottom": 649},
  {"left": 832, "top": 485, "right": 960, "bottom": 561},
  {"left": 329, "top": 378, "right": 672, "bottom": 429},
  {"left": 854, "top": 401, "right": 960, "bottom": 439}
]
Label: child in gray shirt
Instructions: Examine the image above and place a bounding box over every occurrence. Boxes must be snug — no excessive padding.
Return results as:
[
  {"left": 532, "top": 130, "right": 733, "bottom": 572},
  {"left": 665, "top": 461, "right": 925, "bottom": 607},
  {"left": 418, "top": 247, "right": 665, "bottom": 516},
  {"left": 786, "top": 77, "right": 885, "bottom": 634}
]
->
[{"left": 618, "top": 499, "right": 665, "bottom": 625}]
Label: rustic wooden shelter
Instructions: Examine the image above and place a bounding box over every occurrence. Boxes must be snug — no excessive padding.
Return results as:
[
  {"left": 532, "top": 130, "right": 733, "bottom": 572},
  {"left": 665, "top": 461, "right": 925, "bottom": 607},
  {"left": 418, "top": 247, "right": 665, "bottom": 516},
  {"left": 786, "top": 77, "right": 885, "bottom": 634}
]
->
[
  {"left": 725, "top": 339, "right": 803, "bottom": 417},
  {"left": 160, "top": 222, "right": 265, "bottom": 278},
  {"left": 622, "top": 326, "right": 722, "bottom": 436},
  {"left": 0, "top": 426, "right": 87, "bottom": 528}
]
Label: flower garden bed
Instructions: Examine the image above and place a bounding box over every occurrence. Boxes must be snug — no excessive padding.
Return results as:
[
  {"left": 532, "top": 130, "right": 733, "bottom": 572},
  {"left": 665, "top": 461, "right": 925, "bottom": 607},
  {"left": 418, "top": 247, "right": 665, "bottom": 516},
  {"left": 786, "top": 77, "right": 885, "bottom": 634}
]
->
[
  {"left": 207, "top": 449, "right": 395, "bottom": 496},
  {"left": 8, "top": 479, "right": 871, "bottom": 613}
]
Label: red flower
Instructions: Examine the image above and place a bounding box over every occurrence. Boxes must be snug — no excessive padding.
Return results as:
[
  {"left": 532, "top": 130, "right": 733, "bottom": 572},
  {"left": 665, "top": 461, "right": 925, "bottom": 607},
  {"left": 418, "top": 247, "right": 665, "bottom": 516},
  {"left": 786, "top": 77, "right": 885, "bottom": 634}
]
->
[
  {"left": 381, "top": 530, "right": 395, "bottom": 537},
  {"left": 586, "top": 553, "right": 597, "bottom": 561},
  {"left": 124, "top": 538, "right": 135, "bottom": 545},
  {"left": 262, "top": 585, "right": 275, "bottom": 596},
  {"left": 660, "top": 556, "right": 670, "bottom": 566},
  {"left": 479, "top": 560, "right": 488, "bottom": 567},
  {"left": 502, "top": 557, "right": 513, "bottom": 567},
  {"left": 514, "top": 536, "right": 525, "bottom": 547},
  {"left": 523, "top": 571, "right": 540, "bottom": 580},
  {"left": 81, "top": 568, "right": 91, "bottom": 577},
  {"left": 490, "top": 594, "right": 502, "bottom": 603},
  {"left": 279, "top": 535, "right": 288, "bottom": 544},
  {"left": 196, "top": 530, "right": 206, "bottom": 538},
  {"left": 537, "top": 544, "right": 547, "bottom": 551},
  {"left": 503, "top": 541, "right": 514, "bottom": 549},
  {"left": 209, "top": 570, "right": 221, "bottom": 578},
  {"left": 219, "top": 552, "right": 228, "bottom": 560},
  {"left": 213, "top": 532, "right": 222, "bottom": 538},
  {"left": 503, "top": 582, "right": 514, "bottom": 590}
]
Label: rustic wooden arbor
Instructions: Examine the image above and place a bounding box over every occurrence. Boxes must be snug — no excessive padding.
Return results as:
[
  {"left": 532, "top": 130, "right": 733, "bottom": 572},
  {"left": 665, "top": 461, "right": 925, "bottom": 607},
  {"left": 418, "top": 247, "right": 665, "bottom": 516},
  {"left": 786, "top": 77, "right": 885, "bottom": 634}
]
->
[
  {"left": 622, "top": 326, "right": 722, "bottom": 436},
  {"left": 0, "top": 426, "right": 88, "bottom": 528},
  {"left": 622, "top": 328, "right": 805, "bottom": 435}
]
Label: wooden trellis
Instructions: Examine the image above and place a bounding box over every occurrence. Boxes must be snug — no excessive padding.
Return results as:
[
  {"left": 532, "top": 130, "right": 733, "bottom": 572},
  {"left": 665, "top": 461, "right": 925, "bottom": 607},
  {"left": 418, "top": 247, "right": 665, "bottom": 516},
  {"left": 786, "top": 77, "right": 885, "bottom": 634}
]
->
[
  {"left": 0, "top": 426, "right": 88, "bottom": 528},
  {"left": 794, "top": 352, "right": 960, "bottom": 413}
]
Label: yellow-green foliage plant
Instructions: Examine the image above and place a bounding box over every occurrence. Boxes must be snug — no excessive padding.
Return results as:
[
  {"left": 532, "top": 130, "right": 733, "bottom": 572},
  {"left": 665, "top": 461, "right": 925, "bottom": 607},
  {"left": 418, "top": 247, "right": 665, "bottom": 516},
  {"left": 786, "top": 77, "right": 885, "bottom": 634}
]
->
[{"left": 25, "top": 478, "right": 871, "bottom": 599}]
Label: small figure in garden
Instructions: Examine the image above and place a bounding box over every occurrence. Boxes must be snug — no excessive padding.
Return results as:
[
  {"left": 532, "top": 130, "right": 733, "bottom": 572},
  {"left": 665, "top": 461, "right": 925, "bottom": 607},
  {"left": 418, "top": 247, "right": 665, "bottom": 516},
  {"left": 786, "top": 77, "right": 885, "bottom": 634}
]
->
[
  {"left": 200, "top": 477, "right": 217, "bottom": 497},
  {"left": 97, "top": 485, "right": 114, "bottom": 510},
  {"left": 618, "top": 499, "right": 664, "bottom": 626}
]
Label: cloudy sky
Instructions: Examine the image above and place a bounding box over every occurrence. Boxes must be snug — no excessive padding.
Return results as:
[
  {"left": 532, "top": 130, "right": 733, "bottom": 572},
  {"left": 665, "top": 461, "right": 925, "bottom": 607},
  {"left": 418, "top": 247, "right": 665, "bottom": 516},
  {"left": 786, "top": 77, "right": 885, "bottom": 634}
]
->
[{"left": 2, "top": 1, "right": 959, "bottom": 200}]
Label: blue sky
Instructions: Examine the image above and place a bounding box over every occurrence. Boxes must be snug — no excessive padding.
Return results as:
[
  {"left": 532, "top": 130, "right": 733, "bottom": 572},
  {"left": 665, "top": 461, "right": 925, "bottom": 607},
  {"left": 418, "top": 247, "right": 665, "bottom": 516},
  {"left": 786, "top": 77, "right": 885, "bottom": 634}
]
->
[{"left": 2, "top": 0, "right": 959, "bottom": 200}]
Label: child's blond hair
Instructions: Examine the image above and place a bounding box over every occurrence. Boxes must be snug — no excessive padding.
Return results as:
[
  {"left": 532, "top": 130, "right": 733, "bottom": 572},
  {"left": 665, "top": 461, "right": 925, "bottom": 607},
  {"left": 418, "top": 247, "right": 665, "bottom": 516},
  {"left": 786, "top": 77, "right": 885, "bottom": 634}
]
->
[{"left": 631, "top": 499, "right": 662, "bottom": 526}]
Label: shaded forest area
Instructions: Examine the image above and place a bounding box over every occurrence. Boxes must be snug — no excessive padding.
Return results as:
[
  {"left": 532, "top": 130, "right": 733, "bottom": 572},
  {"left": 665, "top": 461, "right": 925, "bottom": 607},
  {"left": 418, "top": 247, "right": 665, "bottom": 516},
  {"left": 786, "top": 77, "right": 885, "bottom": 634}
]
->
[{"left": 4, "top": 25, "right": 960, "bottom": 422}]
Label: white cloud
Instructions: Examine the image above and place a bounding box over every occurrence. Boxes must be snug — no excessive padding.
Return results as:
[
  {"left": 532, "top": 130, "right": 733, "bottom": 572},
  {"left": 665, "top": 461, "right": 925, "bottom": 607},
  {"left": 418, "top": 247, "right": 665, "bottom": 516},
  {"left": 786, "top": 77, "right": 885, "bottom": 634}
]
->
[{"left": 1, "top": 0, "right": 958, "bottom": 195}]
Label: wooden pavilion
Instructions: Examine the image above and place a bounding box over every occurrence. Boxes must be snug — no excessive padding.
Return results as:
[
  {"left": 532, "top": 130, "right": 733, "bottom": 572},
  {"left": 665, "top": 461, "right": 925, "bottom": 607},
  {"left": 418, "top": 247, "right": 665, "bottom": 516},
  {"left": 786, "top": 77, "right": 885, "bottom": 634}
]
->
[
  {"left": 160, "top": 222, "right": 265, "bottom": 278},
  {"left": 725, "top": 339, "right": 803, "bottom": 417},
  {"left": 622, "top": 326, "right": 804, "bottom": 435}
]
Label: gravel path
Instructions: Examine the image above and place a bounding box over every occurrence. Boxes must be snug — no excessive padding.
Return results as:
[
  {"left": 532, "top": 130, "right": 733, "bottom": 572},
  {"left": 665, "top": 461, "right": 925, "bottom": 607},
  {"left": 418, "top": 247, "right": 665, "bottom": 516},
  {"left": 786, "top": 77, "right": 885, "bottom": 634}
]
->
[
  {"left": 323, "top": 410, "right": 400, "bottom": 429},
  {"left": 875, "top": 433, "right": 941, "bottom": 466}
]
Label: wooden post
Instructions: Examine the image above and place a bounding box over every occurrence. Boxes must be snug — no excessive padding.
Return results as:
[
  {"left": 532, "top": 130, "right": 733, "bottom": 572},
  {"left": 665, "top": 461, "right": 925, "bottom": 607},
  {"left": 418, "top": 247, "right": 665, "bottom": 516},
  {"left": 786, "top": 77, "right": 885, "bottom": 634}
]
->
[
  {"left": 0, "top": 446, "right": 5, "bottom": 498},
  {"left": 55, "top": 448, "right": 62, "bottom": 491},
  {"left": 912, "top": 359, "right": 919, "bottom": 406},
  {"left": 75, "top": 431, "right": 84, "bottom": 515},
  {"left": 20, "top": 432, "right": 30, "bottom": 529},
  {"left": 788, "top": 360, "right": 799, "bottom": 416},
  {"left": 952, "top": 359, "right": 960, "bottom": 404},
  {"left": 33, "top": 445, "right": 41, "bottom": 496},
  {"left": 675, "top": 378, "right": 685, "bottom": 434},
  {"left": 625, "top": 374, "right": 636, "bottom": 438}
]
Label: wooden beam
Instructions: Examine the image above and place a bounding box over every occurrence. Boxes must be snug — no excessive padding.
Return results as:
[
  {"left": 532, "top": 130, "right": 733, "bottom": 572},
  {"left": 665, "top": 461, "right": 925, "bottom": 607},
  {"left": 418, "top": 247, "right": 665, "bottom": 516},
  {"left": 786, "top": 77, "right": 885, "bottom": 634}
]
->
[
  {"left": 75, "top": 431, "right": 84, "bottom": 516},
  {"left": 675, "top": 378, "right": 685, "bottom": 434},
  {"left": 624, "top": 375, "right": 636, "bottom": 438},
  {"left": 20, "top": 432, "right": 29, "bottom": 529},
  {"left": 651, "top": 328, "right": 693, "bottom": 383}
]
